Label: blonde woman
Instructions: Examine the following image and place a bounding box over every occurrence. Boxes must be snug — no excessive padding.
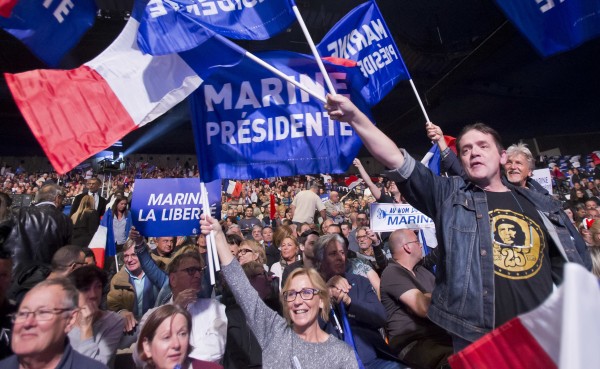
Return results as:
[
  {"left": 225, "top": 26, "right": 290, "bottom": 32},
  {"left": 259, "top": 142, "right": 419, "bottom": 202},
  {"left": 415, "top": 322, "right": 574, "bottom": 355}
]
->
[{"left": 71, "top": 195, "right": 99, "bottom": 247}]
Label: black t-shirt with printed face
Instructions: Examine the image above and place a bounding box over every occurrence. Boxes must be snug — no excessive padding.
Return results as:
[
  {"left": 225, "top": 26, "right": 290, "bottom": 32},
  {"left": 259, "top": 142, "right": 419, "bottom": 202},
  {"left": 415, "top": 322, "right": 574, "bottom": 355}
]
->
[{"left": 486, "top": 190, "right": 563, "bottom": 327}]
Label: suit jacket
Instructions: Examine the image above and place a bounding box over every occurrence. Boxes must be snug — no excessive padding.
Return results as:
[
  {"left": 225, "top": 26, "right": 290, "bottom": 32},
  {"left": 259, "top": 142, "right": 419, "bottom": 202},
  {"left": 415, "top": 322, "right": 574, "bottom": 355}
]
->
[{"left": 70, "top": 191, "right": 107, "bottom": 217}]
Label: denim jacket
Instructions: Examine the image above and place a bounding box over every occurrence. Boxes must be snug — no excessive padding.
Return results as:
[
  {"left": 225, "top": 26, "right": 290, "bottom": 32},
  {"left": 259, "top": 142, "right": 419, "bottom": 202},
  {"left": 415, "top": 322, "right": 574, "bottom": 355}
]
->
[{"left": 386, "top": 150, "right": 589, "bottom": 342}]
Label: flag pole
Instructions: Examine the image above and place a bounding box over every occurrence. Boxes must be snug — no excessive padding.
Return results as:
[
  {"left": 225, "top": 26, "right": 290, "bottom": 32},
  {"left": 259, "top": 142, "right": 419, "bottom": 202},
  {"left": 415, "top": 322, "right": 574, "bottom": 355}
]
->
[
  {"left": 200, "top": 182, "right": 220, "bottom": 285},
  {"left": 291, "top": 4, "right": 337, "bottom": 96},
  {"left": 370, "top": 0, "right": 430, "bottom": 122},
  {"left": 244, "top": 51, "right": 327, "bottom": 103}
]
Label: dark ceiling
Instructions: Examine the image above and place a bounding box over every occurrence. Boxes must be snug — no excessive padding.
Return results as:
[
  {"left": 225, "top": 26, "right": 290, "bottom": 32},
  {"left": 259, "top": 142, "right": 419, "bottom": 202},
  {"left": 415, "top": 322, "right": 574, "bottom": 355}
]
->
[{"left": 1, "top": 0, "right": 599, "bottom": 163}]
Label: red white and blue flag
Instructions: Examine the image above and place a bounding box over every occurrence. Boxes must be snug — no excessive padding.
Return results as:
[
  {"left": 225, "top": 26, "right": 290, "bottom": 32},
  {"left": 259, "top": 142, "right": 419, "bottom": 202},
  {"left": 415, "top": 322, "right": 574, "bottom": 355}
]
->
[{"left": 5, "top": 0, "right": 245, "bottom": 174}]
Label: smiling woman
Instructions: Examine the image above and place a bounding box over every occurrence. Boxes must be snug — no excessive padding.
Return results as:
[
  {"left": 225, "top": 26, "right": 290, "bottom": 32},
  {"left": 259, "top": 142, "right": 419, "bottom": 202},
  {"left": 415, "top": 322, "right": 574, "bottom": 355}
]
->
[{"left": 200, "top": 215, "right": 358, "bottom": 369}]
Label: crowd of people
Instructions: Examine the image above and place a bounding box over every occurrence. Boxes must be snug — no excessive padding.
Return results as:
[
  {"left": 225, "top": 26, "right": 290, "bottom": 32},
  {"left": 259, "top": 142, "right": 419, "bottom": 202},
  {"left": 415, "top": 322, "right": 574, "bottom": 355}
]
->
[{"left": 0, "top": 104, "right": 599, "bottom": 369}]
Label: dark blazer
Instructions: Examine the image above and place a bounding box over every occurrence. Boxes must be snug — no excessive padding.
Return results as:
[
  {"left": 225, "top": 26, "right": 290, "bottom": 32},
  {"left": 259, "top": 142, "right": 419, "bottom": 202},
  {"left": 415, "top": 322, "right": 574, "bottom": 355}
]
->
[{"left": 70, "top": 191, "right": 107, "bottom": 217}]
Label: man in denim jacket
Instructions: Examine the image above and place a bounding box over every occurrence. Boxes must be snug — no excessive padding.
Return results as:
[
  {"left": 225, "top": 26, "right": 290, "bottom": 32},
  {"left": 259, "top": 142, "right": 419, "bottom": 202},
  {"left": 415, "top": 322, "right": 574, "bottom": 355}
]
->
[{"left": 325, "top": 94, "right": 591, "bottom": 350}]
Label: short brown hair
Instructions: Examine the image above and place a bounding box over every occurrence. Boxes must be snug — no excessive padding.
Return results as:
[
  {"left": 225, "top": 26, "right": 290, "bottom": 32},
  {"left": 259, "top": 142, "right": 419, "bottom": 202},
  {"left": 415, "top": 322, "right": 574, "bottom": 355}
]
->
[{"left": 456, "top": 122, "right": 503, "bottom": 154}]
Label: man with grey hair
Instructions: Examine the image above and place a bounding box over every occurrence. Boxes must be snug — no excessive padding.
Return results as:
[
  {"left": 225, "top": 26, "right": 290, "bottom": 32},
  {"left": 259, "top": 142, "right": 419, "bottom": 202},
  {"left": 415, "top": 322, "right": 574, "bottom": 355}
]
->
[
  {"left": 504, "top": 143, "right": 536, "bottom": 188},
  {"left": 4, "top": 183, "right": 73, "bottom": 298},
  {"left": 0, "top": 278, "right": 108, "bottom": 369}
]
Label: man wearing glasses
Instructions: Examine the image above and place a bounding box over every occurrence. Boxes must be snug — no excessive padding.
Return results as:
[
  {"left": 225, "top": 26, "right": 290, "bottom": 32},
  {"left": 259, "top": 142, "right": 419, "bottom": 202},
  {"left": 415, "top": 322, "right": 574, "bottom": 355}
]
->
[{"left": 0, "top": 278, "right": 108, "bottom": 369}]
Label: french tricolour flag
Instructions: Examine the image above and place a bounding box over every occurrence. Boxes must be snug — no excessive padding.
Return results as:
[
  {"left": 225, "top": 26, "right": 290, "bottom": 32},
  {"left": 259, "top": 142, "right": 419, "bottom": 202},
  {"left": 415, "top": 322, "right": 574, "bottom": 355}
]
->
[
  {"left": 4, "top": 0, "right": 244, "bottom": 174},
  {"left": 449, "top": 263, "right": 600, "bottom": 369}
]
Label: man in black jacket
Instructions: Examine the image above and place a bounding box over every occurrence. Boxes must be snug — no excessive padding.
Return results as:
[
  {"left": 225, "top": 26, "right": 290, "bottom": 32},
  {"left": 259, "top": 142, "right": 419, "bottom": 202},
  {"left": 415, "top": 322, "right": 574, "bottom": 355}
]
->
[{"left": 4, "top": 184, "right": 72, "bottom": 295}]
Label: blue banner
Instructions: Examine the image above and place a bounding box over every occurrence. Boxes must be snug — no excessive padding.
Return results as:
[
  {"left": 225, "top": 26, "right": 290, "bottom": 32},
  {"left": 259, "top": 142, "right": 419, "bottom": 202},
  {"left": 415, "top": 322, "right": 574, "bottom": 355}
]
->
[
  {"left": 131, "top": 178, "right": 221, "bottom": 237},
  {"left": 0, "top": 0, "right": 96, "bottom": 66},
  {"left": 494, "top": 0, "right": 600, "bottom": 57},
  {"left": 190, "top": 50, "right": 372, "bottom": 181},
  {"left": 316, "top": 0, "right": 410, "bottom": 106},
  {"left": 138, "top": 0, "right": 296, "bottom": 55}
]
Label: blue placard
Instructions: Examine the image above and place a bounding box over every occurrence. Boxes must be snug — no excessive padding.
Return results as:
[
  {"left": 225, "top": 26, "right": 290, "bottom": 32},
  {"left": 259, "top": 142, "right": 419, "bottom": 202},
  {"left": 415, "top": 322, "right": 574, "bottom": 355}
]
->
[{"left": 131, "top": 178, "right": 221, "bottom": 237}]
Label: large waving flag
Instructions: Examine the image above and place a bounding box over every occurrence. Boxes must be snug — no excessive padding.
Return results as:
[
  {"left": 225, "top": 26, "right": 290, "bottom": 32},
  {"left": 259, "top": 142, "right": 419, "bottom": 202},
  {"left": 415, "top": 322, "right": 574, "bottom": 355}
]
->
[
  {"left": 191, "top": 51, "right": 372, "bottom": 181},
  {"left": 317, "top": 0, "right": 410, "bottom": 106},
  {"left": 5, "top": 0, "right": 245, "bottom": 175},
  {"left": 0, "top": 0, "right": 96, "bottom": 66},
  {"left": 448, "top": 263, "right": 600, "bottom": 369},
  {"left": 138, "top": 0, "right": 296, "bottom": 55},
  {"left": 494, "top": 0, "right": 600, "bottom": 57}
]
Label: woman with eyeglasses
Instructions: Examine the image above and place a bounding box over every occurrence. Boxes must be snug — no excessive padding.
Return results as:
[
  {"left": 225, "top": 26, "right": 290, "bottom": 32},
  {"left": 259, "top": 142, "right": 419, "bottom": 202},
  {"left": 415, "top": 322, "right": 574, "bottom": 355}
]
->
[
  {"left": 236, "top": 240, "right": 267, "bottom": 268},
  {"left": 200, "top": 215, "right": 358, "bottom": 369},
  {"left": 67, "top": 265, "right": 125, "bottom": 368}
]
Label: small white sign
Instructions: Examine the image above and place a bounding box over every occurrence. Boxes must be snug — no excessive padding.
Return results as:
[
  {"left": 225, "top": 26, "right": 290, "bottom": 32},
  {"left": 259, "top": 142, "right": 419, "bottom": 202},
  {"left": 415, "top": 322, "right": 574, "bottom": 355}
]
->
[
  {"left": 370, "top": 203, "right": 434, "bottom": 232},
  {"left": 532, "top": 168, "right": 553, "bottom": 195}
]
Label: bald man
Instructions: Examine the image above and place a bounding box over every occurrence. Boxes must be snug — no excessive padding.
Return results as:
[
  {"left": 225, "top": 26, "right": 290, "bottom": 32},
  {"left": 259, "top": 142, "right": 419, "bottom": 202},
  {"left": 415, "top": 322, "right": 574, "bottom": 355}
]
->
[
  {"left": 324, "top": 191, "right": 345, "bottom": 223},
  {"left": 380, "top": 229, "right": 452, "bottom": 369}
]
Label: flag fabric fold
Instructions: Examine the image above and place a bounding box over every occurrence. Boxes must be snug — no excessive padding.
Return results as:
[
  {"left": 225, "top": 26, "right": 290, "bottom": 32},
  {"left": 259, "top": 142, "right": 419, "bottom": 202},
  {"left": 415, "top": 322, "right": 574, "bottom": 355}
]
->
[
  {"left": 138, "top": 0, "right": 296, "bottom": 55},
  {"left": 494, "top": 0, "right": 600, "bottom": 57},
  {"left": 420, "top": 136, "right": 456, "bottom": 175},
  {"left": 5, "top": 0, "right": 245, "bottom": 174},
  {"left": 448, "top": 263, "right": 600, "bottom": 369},
  {"left": 316, "top": 0, "right": 410, "bottom": 106},
  {"left": 0, "top": 0, "right": 96, "bottom": 66}
]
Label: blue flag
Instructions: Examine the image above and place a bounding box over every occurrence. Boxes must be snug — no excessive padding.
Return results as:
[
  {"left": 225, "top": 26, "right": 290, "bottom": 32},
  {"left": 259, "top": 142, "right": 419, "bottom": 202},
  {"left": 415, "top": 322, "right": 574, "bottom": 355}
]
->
[
  {"left": 138, "top": 0, "right": 296, "bottom": 55},
  {"left": 0, "top": 0, "right": 96, "bottom": 66},
  {"left": 421, "top": 143, "right": 441, "bottom": 176},
  {"left": 495, "top": 0, "right": 600, "bottom": 57},
  {"left": 317, "top": 0, "right": 410, "bottom": 106},
  {"left": 190, "top": 50, "right": 372, "bottom": 181}
]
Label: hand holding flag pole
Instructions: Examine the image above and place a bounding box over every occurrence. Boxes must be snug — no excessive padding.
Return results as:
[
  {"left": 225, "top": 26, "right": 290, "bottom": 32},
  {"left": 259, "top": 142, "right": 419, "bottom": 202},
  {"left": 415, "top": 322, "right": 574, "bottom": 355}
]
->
[{"left": 200, "top": 181, "right": 220, "bottom": 285}]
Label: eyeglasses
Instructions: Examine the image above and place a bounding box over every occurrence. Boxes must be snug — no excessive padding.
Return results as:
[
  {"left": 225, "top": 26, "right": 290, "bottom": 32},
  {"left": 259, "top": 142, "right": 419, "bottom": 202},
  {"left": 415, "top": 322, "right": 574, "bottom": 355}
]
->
[
  {"left": 237, "top": 248, "right": 254, "bottom": 256},
  {"left": 283, "top": 288, "right": 320, "bottom": 302},
  {"left": 403, "top": 240, "right": 421, "bottom": 247},
  {"left": 356, "top": 234, "right": 368, "bottom": 240},
  {"left": 69, "top": 261, "right": 87, "bottom": 268},
  {"left": 177, "top": 266, "right": 204, "bottom": 276},
  {"left": 11, "top": 307, "right": 76, "bottom": 323}
]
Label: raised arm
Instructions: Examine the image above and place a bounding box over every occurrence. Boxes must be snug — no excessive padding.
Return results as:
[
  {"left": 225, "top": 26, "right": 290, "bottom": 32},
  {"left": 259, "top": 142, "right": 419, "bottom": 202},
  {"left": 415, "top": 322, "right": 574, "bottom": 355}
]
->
[
  {"left": 353, "top": 158, "right": 381, "bottom": 200},
  {"left": 325, "top": 94, "right": 404, "bottom": 169}
]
